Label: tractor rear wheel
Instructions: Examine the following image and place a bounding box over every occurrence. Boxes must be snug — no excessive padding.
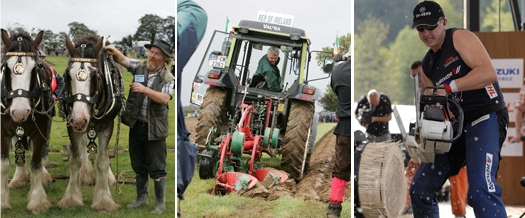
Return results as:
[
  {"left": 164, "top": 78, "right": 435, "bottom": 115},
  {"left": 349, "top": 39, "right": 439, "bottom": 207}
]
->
[
  {"left": 280, "top": 100, "right": 315, "bottom": 181},
  {"left": 195, "top": 86, "right": 229, "bottom": 152}
]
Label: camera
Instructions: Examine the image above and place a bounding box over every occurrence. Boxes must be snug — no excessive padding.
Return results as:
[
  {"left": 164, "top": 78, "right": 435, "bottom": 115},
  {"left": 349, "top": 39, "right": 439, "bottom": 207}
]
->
[{"left": 357, "top": 106, "right": 374, "bottom": 126}]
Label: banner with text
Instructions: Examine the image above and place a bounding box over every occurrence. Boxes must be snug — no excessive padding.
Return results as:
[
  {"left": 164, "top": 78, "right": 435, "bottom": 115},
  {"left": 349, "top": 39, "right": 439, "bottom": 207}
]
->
[
  {"left": 492, "top": 58, "right": 524, "bottom": 89},
  {"left": 257, "top": 11, "right": 294, "bottom": 27}
]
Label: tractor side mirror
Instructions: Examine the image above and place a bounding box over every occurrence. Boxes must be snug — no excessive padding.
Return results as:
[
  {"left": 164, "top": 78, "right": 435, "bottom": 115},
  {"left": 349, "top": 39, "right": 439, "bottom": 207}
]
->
[{"left": 322, "top": 56, "right": 334, "bottom": 73}]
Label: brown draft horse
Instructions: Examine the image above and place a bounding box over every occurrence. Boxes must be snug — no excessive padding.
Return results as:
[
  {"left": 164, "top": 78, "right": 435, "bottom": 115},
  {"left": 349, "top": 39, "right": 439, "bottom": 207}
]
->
[
  {"left": 58, "top": 35, "right": 123, "bottom": 212},
  {"left": 0, "top": 29, "right": 54, "bottom": 213}
]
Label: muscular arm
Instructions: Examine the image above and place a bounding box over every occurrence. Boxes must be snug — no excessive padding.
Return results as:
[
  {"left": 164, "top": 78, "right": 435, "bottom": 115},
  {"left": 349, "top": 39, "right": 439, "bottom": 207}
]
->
[{"left": 452, "top": 29, "right": 498, "bottom": 92}]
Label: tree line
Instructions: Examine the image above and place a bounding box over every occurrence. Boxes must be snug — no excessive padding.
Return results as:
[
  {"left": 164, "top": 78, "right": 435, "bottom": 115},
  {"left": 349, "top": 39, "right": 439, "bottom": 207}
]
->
[
  {"left": 317, "top": 0, "right": 516, "bottom": 111},
  {"left": 353, "top": 0, "right": 515, "bottom": 105},
  {"left": 3, "top": 14, "right": 174, "bottom": 52}
]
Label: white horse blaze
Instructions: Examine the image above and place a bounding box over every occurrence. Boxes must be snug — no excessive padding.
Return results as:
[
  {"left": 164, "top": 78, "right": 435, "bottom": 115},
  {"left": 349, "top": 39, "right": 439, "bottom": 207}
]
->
[
  {"left": 68, "top": 62, "right": 95, "bottom": 132},
  {"left": 6, "top": 57, "right": 35, "bottom": 122}
]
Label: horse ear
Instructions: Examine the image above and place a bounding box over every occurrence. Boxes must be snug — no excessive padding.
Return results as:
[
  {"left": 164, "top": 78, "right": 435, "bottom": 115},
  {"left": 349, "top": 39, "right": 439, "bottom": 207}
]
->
[
  {"left": 32, "top": 31, "right": 44, "bottom": 47},
  {"left": 1, "top": 29, "right": 11, "bottom": 49},
  {"left": 93, "top": 36, "right": 104, "bottom": 56},
  {"left": 65, "top": 37, "right": 76, "bottom": 56}
]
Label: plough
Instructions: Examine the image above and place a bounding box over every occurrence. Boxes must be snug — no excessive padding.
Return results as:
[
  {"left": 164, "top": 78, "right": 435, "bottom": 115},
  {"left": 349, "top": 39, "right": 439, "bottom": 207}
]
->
[{"left": 200, "top": 97, "right": 288, "bottom": 195}]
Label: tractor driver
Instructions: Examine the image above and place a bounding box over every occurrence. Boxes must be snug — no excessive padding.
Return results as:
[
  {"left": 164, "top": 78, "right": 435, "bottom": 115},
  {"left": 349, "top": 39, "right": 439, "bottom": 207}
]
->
[{"left": 250, "top": 46, "right": 281, "bottom": 92}]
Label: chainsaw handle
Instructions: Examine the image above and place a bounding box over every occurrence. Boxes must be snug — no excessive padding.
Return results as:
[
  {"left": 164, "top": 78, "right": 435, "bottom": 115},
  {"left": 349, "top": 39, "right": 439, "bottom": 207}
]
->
[{"left": 443, "top": 98, "right": 464, "bottom": 143}]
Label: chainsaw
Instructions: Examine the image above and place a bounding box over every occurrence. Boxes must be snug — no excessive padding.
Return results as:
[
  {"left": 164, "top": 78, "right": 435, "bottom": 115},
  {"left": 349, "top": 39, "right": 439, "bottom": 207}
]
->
[{"left": 405, "top": 75, "right": 464, "bottom": 163}]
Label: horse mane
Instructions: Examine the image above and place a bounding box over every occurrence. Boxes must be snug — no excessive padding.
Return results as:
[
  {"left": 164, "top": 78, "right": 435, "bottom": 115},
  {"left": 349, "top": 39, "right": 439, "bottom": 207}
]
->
[
  {"left": 71, "top": 35, "right": 101, "bottom": 58},
  {"left": 3, "top": 32, "right": 36, "bottom": 53}
]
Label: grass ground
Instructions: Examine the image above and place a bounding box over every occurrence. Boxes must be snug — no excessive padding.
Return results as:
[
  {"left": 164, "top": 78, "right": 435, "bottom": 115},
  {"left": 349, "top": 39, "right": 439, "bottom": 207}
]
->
[{"left": 1, "top": 54, "right": 176, "bottom": 217}]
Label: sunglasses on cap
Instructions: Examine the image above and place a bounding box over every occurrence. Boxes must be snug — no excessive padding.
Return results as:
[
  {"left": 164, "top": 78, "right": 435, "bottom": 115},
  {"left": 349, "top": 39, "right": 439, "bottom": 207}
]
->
[{"left": 416, "top": 18, "right": 443, "bottom": 32}]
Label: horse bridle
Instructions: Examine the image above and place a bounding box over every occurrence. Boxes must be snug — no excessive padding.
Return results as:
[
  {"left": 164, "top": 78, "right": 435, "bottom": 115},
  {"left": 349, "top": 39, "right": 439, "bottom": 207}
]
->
[
  {"left": 63, "top": 44, "right": 100, "bottom": 109},
  {"left": 1, "top": 37, "right": 49, "bottom": 114}
]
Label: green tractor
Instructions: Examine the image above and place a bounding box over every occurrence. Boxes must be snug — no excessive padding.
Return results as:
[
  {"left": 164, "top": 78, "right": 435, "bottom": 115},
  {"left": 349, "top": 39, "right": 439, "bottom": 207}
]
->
[{"left": 190, "top": 20, "right": 333, "bottom": 185}]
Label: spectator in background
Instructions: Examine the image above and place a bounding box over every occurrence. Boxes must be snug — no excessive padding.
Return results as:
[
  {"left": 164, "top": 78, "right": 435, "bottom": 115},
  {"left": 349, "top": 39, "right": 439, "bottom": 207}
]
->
[
  {"left": 354, "top": 89, "right": 393, "bottom": 142},
  {"left": 39, "top": 50, "right": 64, "bottom": 161},
  {"left": 514, "top": 85, "right": 525, "bottom": 143}
]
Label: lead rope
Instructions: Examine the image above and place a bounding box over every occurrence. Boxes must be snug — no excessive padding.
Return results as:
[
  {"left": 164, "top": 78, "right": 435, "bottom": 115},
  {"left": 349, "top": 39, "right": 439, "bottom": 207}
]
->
[{"left": 113, "top": 36, "right": 127, "bottom": 194}]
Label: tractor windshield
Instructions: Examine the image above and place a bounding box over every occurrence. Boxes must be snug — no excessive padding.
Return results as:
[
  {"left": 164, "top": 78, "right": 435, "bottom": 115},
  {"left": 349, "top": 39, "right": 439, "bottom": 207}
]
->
[{"left": 190, "top": 30, "right": 305, "bottom": 106}]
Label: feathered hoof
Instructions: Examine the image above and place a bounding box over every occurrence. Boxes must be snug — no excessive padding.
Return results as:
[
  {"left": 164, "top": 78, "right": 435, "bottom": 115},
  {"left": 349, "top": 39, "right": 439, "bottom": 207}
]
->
[
  {"left": 1, "top": 200, "right": 11, "bottom": 210},
  {"left": 91, "top": 197, "right": 119, "bottom": 212},
  {"left": 27, "top": 198, "right": 51, "bottom": 214},
  {"left": 108, "top": 172, "right": 116, "bottom": 186},
  {"left": 8, "top": 178, "right": 29, "bottom": 189},
  {"left": 80, "top": 175, "right": 95, "bottom": 186},
  {"left": 42, "top": 171, "right": 53, "bottom": 187},
  {"left": 57, "top": 196, "right": 84, "bottom": 209}
]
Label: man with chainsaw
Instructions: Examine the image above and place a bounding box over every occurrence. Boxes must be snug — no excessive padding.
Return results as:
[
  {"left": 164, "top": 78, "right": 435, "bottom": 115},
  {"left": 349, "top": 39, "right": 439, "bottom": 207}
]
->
[
  {"left": 409, "top": 1, "right": 508, "bottom": 217},
  {"left": 405, "top": 60, "right": 469, "bottom": 218},
  {"left": 354, "top": 89, "right": 393, "bottom": 142},
  {"left": 105, "top": 38, "right": 175, "bottom": 214}
]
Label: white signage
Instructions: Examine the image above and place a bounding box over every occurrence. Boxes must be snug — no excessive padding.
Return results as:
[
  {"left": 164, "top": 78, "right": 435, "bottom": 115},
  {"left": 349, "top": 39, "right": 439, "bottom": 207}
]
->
[
  {"left": 493, "top": 58, "right": 524, "bottom": 89},
  {"left": 504, "top": 92, "right": 519, "bottom": 123},
  {"left": 257, "top": 11, "right": 294, "bottom": 26},
  {"left": 502, "top": 127, "right": 524, "bottom": 157}
]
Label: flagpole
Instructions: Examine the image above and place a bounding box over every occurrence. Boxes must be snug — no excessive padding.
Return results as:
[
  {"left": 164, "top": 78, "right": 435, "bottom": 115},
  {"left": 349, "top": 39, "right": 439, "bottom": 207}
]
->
[{"left": 225, "top": 16, "right": 230, "bottom": 32}]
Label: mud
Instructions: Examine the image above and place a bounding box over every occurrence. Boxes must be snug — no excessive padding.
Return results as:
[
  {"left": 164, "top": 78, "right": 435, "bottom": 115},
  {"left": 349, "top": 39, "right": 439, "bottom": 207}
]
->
[{"left": 185, "top": 117, "right": 351, "bottom": 202}]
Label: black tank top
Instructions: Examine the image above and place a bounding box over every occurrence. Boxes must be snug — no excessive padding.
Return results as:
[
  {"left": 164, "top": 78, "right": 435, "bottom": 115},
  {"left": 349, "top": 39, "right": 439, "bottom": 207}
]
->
[{"left": 422, "top": 28, "right": 506, "bottom": 122}]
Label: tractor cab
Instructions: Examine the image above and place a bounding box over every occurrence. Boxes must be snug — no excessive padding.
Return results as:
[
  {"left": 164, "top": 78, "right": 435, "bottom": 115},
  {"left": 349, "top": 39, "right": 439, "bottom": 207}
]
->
[{"left": 191, "top": 20, "right": 332, "bottom": 107}]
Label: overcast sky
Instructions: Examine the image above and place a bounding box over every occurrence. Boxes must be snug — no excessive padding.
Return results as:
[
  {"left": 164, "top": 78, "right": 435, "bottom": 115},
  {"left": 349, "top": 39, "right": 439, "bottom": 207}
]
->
[
  {"left": 1, "top": 0, "right": 175, "bottom": 42},
  {"left": 180, "top": 0, "right": 353, "bottom": 112}
]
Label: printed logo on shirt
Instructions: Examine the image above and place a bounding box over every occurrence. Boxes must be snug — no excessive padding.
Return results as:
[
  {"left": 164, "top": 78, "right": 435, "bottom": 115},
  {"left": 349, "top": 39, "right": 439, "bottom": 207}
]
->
[
  {"left": 485, "top": 84, "right": 498, "bottom": 99},
  {"left": 444, "top": 56, "right": 459, "bottom": 68},
  {"left": 485, "top": 153, "right": 496, "bottom": 193},
  {"left": 436, "top": 66, "right": 462, "bottom": 86}
]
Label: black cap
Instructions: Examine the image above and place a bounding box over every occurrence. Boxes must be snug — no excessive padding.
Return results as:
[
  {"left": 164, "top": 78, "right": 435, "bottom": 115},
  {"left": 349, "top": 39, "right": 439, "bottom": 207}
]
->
[
  {"left": 145, "top": 39, "right": 173, "bottom": 58},
  {"left": 412, "top": 1, "right": 445, "bottom": 28}
]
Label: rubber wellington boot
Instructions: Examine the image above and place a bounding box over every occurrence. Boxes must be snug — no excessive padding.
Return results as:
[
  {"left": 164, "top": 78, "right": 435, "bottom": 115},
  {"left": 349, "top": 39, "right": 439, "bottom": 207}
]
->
[
  {"left": 151, "top": 177, "right": 166, "bottom": 214},
  {"left": 327, "top": 203, "right": 342, "bottom": 218},
  {"left": 127, "top": 175, "right": 149, "bottom": 209}
]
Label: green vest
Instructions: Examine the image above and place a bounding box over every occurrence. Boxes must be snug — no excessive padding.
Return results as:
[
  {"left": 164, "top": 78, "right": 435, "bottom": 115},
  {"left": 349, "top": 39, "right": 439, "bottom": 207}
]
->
[{"left": 122, "top": 62, "right": 174, "bottom": 140}]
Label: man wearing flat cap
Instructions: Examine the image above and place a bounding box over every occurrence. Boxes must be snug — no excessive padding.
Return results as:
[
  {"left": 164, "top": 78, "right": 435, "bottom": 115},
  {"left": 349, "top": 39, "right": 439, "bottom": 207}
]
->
[
  {"left": 409, "top": 1, "right": 508, "bottom": 218},
  {"left": 105, "top": 39, "right": 175, "bottom": 214}
]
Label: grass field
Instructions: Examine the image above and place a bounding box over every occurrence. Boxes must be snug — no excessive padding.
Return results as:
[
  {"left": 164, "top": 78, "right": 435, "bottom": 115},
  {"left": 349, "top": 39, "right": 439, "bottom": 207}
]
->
[{"left": 1, "top": 54, "right": 176, "bottom": 217}]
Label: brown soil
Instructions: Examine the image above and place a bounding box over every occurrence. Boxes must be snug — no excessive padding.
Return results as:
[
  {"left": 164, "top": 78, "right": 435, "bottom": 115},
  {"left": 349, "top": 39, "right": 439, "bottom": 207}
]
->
[{"left": 185, "top": 117, "right": 351, "bottom": 202}]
